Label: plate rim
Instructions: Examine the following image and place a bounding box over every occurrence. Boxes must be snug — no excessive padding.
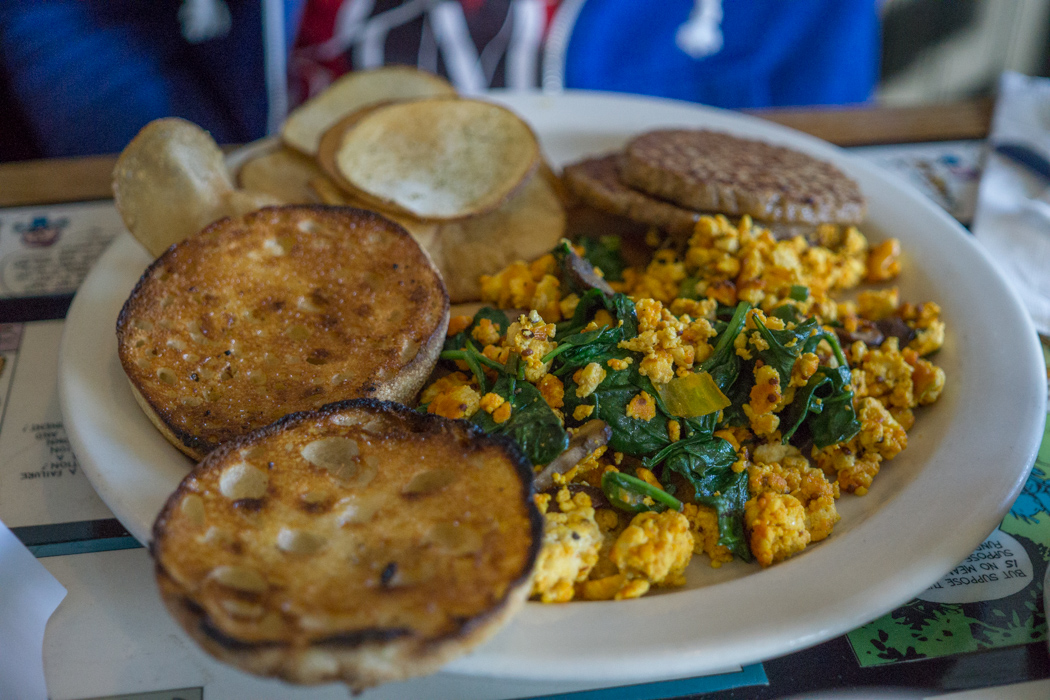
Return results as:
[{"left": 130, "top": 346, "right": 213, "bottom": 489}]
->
[{"left": 58, "top": 89, "right": 1047, "bottom": 682}]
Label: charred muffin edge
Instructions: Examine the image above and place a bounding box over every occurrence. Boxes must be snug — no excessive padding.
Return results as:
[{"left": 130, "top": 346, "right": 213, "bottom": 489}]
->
[
  {"left": 117, "top": 206, "right": 450, "bottom": 459},
  {"left": 150, "top": 398, "right": 542, "bottom": 690}
]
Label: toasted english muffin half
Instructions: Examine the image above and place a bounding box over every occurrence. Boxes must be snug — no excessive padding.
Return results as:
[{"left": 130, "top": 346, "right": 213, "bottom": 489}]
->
[
  {"left": 117, "top": 206, "right": 449, "bottom": 460},
  {"left": 620, "top": 129, "right": 866, "bottom": 226},
  {"left": 152, "top": 399, "right": 542, "bottom": 691}
]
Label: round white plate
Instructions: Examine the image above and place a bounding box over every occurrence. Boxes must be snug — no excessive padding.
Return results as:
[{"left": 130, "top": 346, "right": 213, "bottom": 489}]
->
[{"left": 58, "top": 91, "right": 1047, "bottom": 683}]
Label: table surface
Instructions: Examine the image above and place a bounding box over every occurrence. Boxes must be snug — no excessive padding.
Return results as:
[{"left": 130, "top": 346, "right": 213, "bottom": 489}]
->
[{"left": 5, "top": 96, "right": 1049, "bottom": 700}]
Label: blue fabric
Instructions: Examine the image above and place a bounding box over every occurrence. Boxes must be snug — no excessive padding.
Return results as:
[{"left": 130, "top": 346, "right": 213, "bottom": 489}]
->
[
  {"left": 0, "top": 0, "right": 879, "bottom": 158},
  {"left": 0, "top": 0, "right": 266, "bottom": 158},
  {"left": 564, "top": 0, "right": 879, "bottom": 109},
  {"left": 285, "top": 0, "right": 308, "bottom": 54}
]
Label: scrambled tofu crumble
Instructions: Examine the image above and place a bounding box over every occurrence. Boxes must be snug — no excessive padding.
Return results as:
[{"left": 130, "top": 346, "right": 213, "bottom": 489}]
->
[{"left": 422, "top": 215, "right": 946, "bottom": 602}]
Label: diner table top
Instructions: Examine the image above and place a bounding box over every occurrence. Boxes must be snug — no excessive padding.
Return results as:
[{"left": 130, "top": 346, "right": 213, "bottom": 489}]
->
[{"left": 2, "top": 96, "right": 1048, "bottom": 700}]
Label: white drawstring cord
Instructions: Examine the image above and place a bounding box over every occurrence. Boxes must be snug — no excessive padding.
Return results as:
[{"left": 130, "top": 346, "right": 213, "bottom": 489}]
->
[
  {"left": 179, "top": 0, "right": 232, "bottom": 44},
  {"left": 676, "top": 0, "right": 724, "bottom": 59}
]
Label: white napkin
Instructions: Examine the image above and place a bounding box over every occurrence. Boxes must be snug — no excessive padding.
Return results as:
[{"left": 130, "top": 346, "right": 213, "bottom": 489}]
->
[
  {"left": 0, "top": 519, "right": 67, "bottom": 700},
  {"left": 971, "top": 71, "right": 1050, "bottom": 337}
]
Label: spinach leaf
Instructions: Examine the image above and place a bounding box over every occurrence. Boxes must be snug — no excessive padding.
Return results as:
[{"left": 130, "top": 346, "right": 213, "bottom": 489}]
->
[
  {"left": 472, "top": 370, "right": 569, "bottom": 465},
  {"left": 778, "top": 364, "right": 861, "bottom": 449},
  {"left": 609, "top": 293, "right": 639, "bottom": 337},
  {"left": 769, "top": 304, "right": 804, "bottom": 325},
  {"left": 547, "top": 325, "right": 625, "bottom": 375},
  {"left": 438, "top": 308, "right": 512, "bottom": 393},
  {"left": 562, "top": 351, "right": 672, "bottom": 455},
  {"left": 719, "top": 360, "right": 754, "bottom": 429},
  {"left": 774, "top": 308, "right": 848, "bottom": 368},
  {"left": 440, "top": 339, "right": 505, "bottom": 395},
  {"left": 443, "top": 307, "right": 510, "bottom": 353},
  {"left": 645, "top": 433, "right": 751, "bottom": 561},
  {"left": 699, "top": 300, "right": 750, "bottom": 392},
  {"left": 550, "top": 291, "right": 638, "bottom": 377},
  {"left": 770, "top": 304, "right": 831, "bottom": 357},
  {"left": 696, "top": 468, "right": 751, "bottom": 562},
  {"left": 645, "top": 433, "right": 737, "bottom": 480},
  {"left": 579, "top": 235, "right": 626, "bottom": 282},
  {"left": 772, "top": 319, "right": 859, "bottom": 448},
  {"left": 807, "top": 365, "right": 862, "bottom": 449},
  {"left": 816, "top": 328, "right": 850, "bottom": 368},
  {"left": 751, "top": 312, "right": 820, "bottom": 386},
  {"left": 682, "top": 411, "right": 719, "bottom": 439},
  {"left": 558, "top": 288, "right": 606, "bottom": 336},
  {"left": 778, "top": 371, "right": 828, "bottom": 444},
  {"left": 558, "top": 288, "right": 638, "bottom": 338}
]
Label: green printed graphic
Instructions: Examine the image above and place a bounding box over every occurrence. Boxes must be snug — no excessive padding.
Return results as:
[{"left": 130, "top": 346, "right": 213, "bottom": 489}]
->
[{"left": 847, "top": 414, "right": 1050, "bottom": 667}]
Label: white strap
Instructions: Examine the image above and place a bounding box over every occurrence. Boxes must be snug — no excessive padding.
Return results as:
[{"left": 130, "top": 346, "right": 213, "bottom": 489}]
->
[
  {"left": 676, "top": 0, "right": 724, "bottom": 59},
  {"left": 428, "top": 1, "right": 486, "bottom": 94},
  {"left": 542, "top": 0, "right": 587, "bottom": 92},
  {"left": 506, "top": 0, "right": 545, "bottom": 90},
  {"left": 262, "top": 0, "right": 288, "bottom": 134},
  {"left": 179, "top": 0, "right": 232, "bottom": 44}
]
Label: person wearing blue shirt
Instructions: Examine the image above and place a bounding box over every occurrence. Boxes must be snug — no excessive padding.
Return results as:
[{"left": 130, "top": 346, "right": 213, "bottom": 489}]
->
[{"left": 0, "top": 0, "right": 880, "bottom": 160}]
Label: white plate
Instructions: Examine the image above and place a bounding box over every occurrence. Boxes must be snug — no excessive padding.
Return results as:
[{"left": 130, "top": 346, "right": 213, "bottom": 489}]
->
[{"left": 58, "top": 91, "right": 1047, "bottom": 683}]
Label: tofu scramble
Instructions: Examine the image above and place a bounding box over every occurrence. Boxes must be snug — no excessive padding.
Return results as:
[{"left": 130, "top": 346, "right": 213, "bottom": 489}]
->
[{"left": 420, "top": 215, "right": 946, "bottom": 602}]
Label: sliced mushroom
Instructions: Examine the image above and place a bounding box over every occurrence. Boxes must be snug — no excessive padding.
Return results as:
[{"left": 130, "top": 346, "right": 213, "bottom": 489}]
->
[
  {"left": 533, "top": 419, "right": 611, "bottom": 492},
  {"left": 556, "top": 241, "right": 615, "bottom": 296},
  {"left": 834, "top": 321, "right": 884, "bottom": 348},
  {"left": 834, "top": 316, "right": 916, "bottom": 348},
  {"left": 875, "top": 316, "right": 917, "bottom": 345}
]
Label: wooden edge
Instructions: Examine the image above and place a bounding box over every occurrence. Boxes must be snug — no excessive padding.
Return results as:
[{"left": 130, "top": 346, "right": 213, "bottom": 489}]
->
[
  {"left": 0, "top": 144, "right": 244, "bottom": 208},
  {"left": 747, "top": 98, "right": 994, "bottom": 147},
  {"left": 0, "top": 154, "right": 119, "bottom": 208}
]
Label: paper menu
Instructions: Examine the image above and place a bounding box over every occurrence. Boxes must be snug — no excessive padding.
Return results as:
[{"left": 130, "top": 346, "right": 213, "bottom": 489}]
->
[
  {"left": 0, "top": 201, "right": 134, "bottom": 556},
  {"left": 849, "top": 140, "right": 985, "bottom": 227},
  {"left": 847, "top": 428, "right": 1050, "bottom": 666},
  {"left": 0, "top": 319, "right": 113, "bottom": 528},
  {"left": 0, "top": 202, "right": 121, "bottom": 298}
]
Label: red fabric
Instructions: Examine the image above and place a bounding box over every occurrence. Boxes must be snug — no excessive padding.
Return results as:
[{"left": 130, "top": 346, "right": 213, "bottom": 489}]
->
[
  {"left": 295, "top": 0, "right": 342, "bottom": 48},
  {"left": 289, "top": 0, "right": 563, "bottom": 107},
  {"left": 289, "top": 0, "right": 346, "bottom": 107},
  {"left": 543, "top": 0, "right": 559, "bottom": 34}
]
